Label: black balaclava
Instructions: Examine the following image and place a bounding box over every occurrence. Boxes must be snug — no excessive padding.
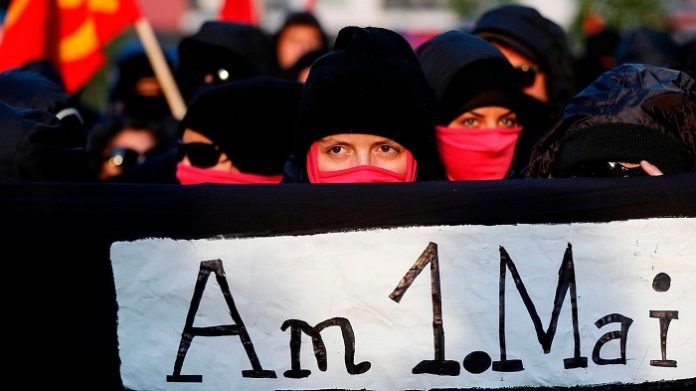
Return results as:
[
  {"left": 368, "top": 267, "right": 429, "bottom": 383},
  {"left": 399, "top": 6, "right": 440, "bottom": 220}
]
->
[
  {"left": 180, "top": 77, "right": 302, "bottom": 176},
  {"left": 109, "top": 43, "right": 174, "bottom": 121},
  {"left": 527, "top": 64, "right": 696, "bottom": 178},
  {"left": 177, "top": 22, "right": 277, "bottom": 102},
  {"left": 416, "top": 31, "right": 522, "bottom": 126},
  {"left": 292, "top": 26, "right": 440, "bottom": 182}
]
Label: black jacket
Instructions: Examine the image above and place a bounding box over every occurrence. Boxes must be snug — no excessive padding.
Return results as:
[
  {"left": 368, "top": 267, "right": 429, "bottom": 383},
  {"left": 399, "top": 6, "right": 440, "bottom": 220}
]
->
[{"left": 527, "top": 64, "right": 696, "bottom": 178}]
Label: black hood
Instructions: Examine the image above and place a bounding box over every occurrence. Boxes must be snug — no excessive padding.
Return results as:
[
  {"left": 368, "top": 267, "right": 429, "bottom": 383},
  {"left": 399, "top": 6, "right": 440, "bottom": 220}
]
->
[
  {"left": 0, "top": 101, "right": 91, "bottom": 182},
  {"left": 180, "top": 77, "right": 302, "bottom": 176},
  {"left": 416, "top": 30, "right": 521, "bottom": 125},
  {"left": 473, "top": 5, "right": 575, "bottom": 118},
  {"left": 0, "top": 69, "right": 72, "bottom": 114},
  {"left": 527, "top": 64, "right": 696, "bottom": 178},
  {"left": 0, "top": 69, "right": 85, "bottom": 146}
]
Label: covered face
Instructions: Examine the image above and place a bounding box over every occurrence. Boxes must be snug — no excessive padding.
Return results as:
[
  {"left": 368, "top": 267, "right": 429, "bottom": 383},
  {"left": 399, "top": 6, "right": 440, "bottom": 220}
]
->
[
  {"left": 176, "top": 77, "right": 302, "bottom": 185},
  {"left": 293, "top": 26, "right": 439, "bottom": 184},
  {"left": 417, "top": 31, "right": 524, "bottom": 180},
  {"left": 527, "top": 64, "right": 696, "bottom": 178}
]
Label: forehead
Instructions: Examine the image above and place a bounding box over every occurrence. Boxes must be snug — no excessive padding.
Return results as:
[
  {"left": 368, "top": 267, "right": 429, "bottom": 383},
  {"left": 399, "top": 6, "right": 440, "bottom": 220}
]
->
[{"left": 318, "top": 133, "right": 398, "bottom": 145}]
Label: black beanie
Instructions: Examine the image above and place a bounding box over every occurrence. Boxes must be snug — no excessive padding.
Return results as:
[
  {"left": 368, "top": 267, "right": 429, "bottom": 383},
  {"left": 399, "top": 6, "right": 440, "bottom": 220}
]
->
[
  {"left": 180, "top": 77, "right": 302, "bottom": 176},
  {"left": 295, "top": 26, "right": 437, "bottom": 174}
]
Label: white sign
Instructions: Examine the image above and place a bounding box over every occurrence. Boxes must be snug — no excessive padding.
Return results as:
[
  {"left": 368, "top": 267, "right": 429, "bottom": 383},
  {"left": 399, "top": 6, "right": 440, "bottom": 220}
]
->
[{"left": 112, "top": 218, "right": 696, "bottom": 390}]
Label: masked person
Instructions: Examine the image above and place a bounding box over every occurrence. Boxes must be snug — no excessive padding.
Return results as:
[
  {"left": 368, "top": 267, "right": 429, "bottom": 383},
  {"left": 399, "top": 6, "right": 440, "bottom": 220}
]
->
[
  {"left": 417, "top": 31, "right": 526, "bottom": 180},
  {"left": 0, "top": 69, "right": 91, "bottom": 182},
  {"left": 87, "top": 118, "right": 169, "bottom": 181},
  {"left": 283, "top": 26, "right": 441, "bottom": 184},
  {"left": 108, "top": 42, "right": 176, "bottom": 122},
  {"left": 473, "top": 5, "right": 574, "bottom": 176},
  {"left": 177, "top": 77, "right": 301, "bottom": 185},
  {"left": 526, "top": 64, "right": 696, "bottom": 178},
  {"left": 176, "top": 21, "right": 277, "bottom": 102}
]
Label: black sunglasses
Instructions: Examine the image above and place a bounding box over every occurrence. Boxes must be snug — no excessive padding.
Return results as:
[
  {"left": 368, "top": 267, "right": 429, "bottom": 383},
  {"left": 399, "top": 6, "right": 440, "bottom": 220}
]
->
[
  {"left": 568, "top": 161, "right": 648, "bottom": 178},
  {"left": 513, "top": 64, "right": 539, "bottom": 88},
  {"left": 106, "top": 147, "right": 148, "bottom": 170},
  {"left": 178, "top": 142, "right": 223, "bottom": 168}
]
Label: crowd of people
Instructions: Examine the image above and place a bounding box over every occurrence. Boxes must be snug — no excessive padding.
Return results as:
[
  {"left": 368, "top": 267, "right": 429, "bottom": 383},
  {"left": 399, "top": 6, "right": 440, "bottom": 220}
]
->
[{"left": 1, "top": 5, "right": 695, "bottom": 184}]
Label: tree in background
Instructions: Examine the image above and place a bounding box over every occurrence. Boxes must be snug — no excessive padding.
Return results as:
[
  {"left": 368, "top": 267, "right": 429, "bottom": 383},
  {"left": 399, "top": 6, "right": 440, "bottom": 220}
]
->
[{"left": 448, "top": 0, "right": 513, "bottom": 20}]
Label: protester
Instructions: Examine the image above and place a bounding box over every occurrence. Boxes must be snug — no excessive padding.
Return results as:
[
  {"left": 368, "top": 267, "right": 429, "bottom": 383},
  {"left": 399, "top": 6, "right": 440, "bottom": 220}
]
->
[
  {"left": 473, "top": 5, "right": 574, "bottom": 174},
  {"left": 108, "top": 41, "right": 176, "bottom": 123},
  {"left": 417, "top": 31, "right": 527, "bottom": 179},
  {"left": 283, "top": 26, "right": 441, "bottom": 183},
  {"left": 0, "top": 101, "right": 91, "bottom": 182},
  {"left": 176, "top": 21, "right": 277, "bottom": 102},
  {"left": 87, "top": 118, "right": 171, "bottom": 181},
  {"left": 526, "top": 64, "right": 696, "bottom": 178},
  {"left": 574, "top": 27, "right": 620, "bottom": 92},
  {"left": 0, "top": 69, "right": 91, "bottom": 181},
  {"left": 177, "top": 77, "right": 302, "bottom": 185},
  {"left": 615, "top": 27, "right": 681, "bottom": 69},
  {"left": 274, "top": 11, "right": 329, "bottom": 78}
]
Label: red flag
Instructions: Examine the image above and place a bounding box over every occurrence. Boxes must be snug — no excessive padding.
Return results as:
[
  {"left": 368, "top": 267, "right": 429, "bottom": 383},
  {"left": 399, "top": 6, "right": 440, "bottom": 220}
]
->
[
  {"left": 219, "top": 0, "right": 257, "bottom": 25},
  {"left": 0, "top": 0, "right": 141, "bottom": 93}
]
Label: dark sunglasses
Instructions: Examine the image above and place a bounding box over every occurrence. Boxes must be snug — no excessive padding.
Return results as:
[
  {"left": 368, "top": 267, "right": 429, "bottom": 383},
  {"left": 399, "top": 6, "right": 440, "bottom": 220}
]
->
[
  {"left": 106, "top": 147, "right": 148, "bottom": 170},
  {"left": 568, "top": 161, "right": 648, "bottom": 178},
  {"left": 513, "top": 64, "right": 539, "bottom": 88},
  {"left": 178, "top": 142, "right": 223, "bottom": 168}
]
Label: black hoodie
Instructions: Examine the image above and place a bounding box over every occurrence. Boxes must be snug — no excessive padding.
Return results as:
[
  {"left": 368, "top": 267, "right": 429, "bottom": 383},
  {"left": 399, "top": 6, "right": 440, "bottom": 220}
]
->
[{"left": 527, "top": 64, "right": 696, "bottom": 178}]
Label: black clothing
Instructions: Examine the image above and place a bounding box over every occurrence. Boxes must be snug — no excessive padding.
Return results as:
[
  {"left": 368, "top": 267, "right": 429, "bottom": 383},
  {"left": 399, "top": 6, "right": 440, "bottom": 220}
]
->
[
  {"left": 473, "top": 5, "right": 575, "bottom": 121},
  {"left": 615, "top": 27, "right": 681, "bottom": 69},
  {"left": 527, "top": 64, "right": 696, "bottom": 178},
  {"left": 181, "top": 77, "right": 302, "bottom": 176},
  {"left": 177, "top": 21, "right": 277, "bottom": 102},
  {"left": 289, "top": 26, "right": 440, "bottom": 182},
  {"left": 0, "top": 101, "right": 91, "bottom": 181}
]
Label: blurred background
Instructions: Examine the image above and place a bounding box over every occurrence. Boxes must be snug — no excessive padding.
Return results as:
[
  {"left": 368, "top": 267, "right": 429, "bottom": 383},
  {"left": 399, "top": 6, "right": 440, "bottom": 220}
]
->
[{"left": 1, "top": 0, "right": 694, "bottom": 111}]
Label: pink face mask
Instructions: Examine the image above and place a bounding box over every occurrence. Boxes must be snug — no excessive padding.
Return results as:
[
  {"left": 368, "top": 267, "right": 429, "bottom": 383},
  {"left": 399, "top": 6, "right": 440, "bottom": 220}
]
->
[
  {"left": 435, "top": 125, "right": 523, "bottom": 180},
  {"left": 176, "top": 162, "right": 282, "bottom": 185},
  {"left": 305, "top": 142, "right": 418, "bottom": 184}
]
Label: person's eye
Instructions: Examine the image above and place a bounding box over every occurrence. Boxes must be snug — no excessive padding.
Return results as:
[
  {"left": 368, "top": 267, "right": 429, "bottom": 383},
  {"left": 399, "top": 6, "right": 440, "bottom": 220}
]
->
[
  {"left": 500, "top": 117, "right": 518, "bottom": 127},
  {"left": 461, "top": 118, "right": 478, "bottom": 127},
  {"left": 377, "top": 144, "right": 401, "bottom": 154},
  {"left": 327, "top": 145, "right": 345, "bottom": 154}
]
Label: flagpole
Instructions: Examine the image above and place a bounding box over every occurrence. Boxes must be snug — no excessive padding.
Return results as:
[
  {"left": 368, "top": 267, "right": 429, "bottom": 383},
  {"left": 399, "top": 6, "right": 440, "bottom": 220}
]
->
[{"left": 133, "top": 18, "right": 187, "bottom": 120}]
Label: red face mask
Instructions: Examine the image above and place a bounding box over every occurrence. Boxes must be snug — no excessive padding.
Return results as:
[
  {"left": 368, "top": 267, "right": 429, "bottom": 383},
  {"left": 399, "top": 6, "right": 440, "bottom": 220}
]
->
[
  {"left": 305, "top": 142, "right": 418, "bottom": 184},
  {"left": 176, "top": 162, "right": 282, "bottom": 185},
  {"left": 435, "top": 125, "right": 523, "bottom": 180}
]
